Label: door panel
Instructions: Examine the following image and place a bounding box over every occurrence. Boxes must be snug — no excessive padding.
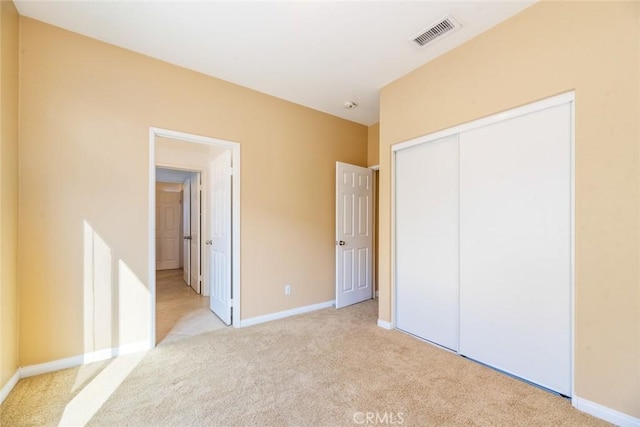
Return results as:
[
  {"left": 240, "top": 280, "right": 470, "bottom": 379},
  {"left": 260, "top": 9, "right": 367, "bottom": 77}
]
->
[
  {"left": 156, "top": 183, "right": 182, "bottom": 270},
  {"left": 459, "top": 103, "right": 571, "bottom": 395},
  {"left": 182, "top": 179, "right": 191, "bottom": 285},
  {"left": 395, "top": 135, "right": 459, "bottom": 351},
  {"left": 190, "top": 173, "right": 201, "bottom": 293},
  {"left": 335, "top": 162, "right": 372, "bottom": 308},
  {"left": 209, "top": 150, "right": 232, "bottom": 325}
]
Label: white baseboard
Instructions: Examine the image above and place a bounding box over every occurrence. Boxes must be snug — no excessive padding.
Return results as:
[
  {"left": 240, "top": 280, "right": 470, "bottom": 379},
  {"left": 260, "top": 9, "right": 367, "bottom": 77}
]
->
[
  {"left": 20, "top": 354, "right": 84, "bottom": 378},
  {"left": 20, "top": 340, "right": 151, "bottom": 379},
  {"left": 115, "top": 340, "right": 152, "bottom": 357},
  {"left": 240, "top": 300, "right": 335, "bottom": 328},
  {"left": 574, "top": 396, "right": 640, "bottom": 427},
  {"left": 79, "top": 340, "right": 151, "bottom": 364},
  {"left": 0, "top": 370, "right": 20, "bottom": 404},
  {"left": 377, "top": 319, "right": 393, "bottom": 330}
]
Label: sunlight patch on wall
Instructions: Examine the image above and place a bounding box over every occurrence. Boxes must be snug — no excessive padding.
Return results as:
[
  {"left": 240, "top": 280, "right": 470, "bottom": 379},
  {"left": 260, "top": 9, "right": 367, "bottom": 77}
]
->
[
  {"left": 118, "top": 260, "right": 150, "bottom": 346},
  {"left": 83, "top": 221, "right": 113, "bottom": 354},
  {"left": 83, "top": 221, "right": 151, "bottom": 355}
]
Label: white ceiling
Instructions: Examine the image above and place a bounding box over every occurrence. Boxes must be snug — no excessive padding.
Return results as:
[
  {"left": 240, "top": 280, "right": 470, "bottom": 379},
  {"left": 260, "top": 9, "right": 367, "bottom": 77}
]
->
[{"left": 14, "top": 1, "right": 535, "bottom": 126}]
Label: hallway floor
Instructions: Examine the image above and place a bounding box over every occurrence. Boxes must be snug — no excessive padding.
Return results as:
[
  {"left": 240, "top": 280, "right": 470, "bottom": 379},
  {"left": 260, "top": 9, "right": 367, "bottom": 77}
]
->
[{"left": 156, "top": 269, "right": 227, "bottom": 344}]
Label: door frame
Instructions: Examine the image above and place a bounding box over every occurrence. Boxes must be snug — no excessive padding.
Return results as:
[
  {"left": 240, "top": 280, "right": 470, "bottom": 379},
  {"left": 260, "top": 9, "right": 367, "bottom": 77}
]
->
[
  {"left": 390, "top": 91, "right": 575, "bottom": 399},
  {"left": 148, "top": 127, "right": 241, "bottom": 347},
  {"left": 369, "top": 165, "right": 379, "bottom": 299},
  {"left": 182, "top": 177, "right": 191, "bottom": 286},
  {"left": 186, "top": 171, "right": 201, "bottom": 294}
]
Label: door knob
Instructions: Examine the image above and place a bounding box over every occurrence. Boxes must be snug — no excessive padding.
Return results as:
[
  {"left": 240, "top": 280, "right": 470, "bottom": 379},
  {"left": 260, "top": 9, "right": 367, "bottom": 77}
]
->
[
  {"left": 337, "top": 240, "right": 346, "bottom": 246},
  {"left": 183, "top": 236, "right": 192, "bottom": 240},
  {"left": 205, "top": 240, "right": 213, "bottom": 245}
]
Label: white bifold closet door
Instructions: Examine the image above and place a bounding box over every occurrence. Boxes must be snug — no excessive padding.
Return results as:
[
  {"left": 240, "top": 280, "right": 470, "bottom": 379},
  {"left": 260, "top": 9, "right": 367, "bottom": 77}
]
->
[
  {"left": 459, "top": 103, "right": 571, "bottom": 396},
  {"left": 395, "top": 135, "right": 459, "bottom": 351}
]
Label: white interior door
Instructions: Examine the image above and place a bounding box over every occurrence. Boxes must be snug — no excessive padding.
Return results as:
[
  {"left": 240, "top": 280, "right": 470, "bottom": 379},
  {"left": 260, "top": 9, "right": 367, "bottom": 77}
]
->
[
  {"left": 182, "top": 178, "right": 191, "bottom": 286},
  {"left": 395, "top": 135, "right": 459, "bottom": 351},
  {"left": 190, "top": 173, "right": 201, "bottom": 294},
  {"left": 156, "top": 183, "right": 182, "bottom": 270},
  {"left": 459, "top": 103, "right": 571, "bottom": 395},
  {"left": 209, "top": 150, "right": 232, "bottom": 325},
  {"left": 335, "top": 162, "right": 373, "bottom": 309}
]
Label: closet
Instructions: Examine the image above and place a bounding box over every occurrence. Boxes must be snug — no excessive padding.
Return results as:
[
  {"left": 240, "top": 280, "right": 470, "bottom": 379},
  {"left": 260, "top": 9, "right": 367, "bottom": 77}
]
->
[{"left": 394, "top": 93, "right": 573, "bottom": 396}]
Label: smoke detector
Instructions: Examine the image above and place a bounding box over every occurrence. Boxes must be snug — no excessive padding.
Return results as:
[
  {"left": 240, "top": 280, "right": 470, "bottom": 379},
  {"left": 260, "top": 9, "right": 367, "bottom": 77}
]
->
[
  {"left": 344, "top": 101, "right": 358, "bottom": 109},
  {"left": 410, "top": 14, "right": 461, "bottom": 48}
]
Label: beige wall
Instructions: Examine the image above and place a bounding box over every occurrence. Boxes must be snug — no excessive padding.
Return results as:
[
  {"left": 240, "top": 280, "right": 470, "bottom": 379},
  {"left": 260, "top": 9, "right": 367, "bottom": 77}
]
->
[
  {"left": 18, "top": 18, "right": 367, "bottom": 366},
  {"left": 0, "top": 0, "right": 19, "bottom": 391},
  {"left": 367, "top": 122, "right": 379, "bottom": 167},
  {"left": 378, "top": 1, "right": 639, "bottom": 417}
]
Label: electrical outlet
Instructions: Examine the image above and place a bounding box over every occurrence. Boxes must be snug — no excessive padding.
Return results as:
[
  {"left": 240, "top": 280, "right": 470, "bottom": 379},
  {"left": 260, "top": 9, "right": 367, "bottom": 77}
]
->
[{"left": 284, "top": 285, "right": 291, "bottom": 295}]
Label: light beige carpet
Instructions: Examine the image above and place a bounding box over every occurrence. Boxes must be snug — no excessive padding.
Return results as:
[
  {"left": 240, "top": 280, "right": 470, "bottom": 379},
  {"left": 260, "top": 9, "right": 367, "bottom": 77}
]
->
[{"left": 1, "top": 300, "right": 608, "bottom": 426}]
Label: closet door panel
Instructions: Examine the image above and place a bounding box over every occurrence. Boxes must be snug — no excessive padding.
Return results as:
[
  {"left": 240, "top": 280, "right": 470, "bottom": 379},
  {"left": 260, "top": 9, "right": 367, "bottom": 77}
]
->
[
  {"left": 395, "top": 135, "right": 459, "bottom": 351},
  {"left": 459, "top": 103, "right": 571, "bottom": 395}
]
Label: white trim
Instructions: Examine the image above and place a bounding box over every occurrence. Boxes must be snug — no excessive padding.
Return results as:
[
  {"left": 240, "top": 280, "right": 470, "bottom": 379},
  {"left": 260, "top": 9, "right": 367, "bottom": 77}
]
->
[
  {"left": 151, "top": 127, "right": 240, "bottom": 149},
  {"left": 377, "top": 319, "right": 393, "bottom": 330},
  {"left": 371, "top": 168, "right": 378, "bottom": 299},
  {"left": 20, "top": 355, "right": 85, "bottom": 378},
  {"left": 392, "top": 92, "right": 575, "bottom": 153},
  {"left": 230, "top": 147, "right": 241, "bottom": 328},
  {"left": 569, "top": 95, "right": 576, "bottom": 403},
  {"left": 19, "top": 340, "right": 151, "bottom": 379},
  {"left": 148, "top": 128, "right": 156, "bottom": 347},
  {"left": 375, "top": 290, "right": 379, "bottom": 298},
  {"left": 149, "top": 128, "right": 242, "bottom": 339},
  {"left": 0, "top": 370, "right": 19, "bottom": 404},
  {"left": 390, "top": 129, "right": 398, "bottom": 329},
  {"left": 239, "top": 300, "right": 335, "bottom": 328},
  {"left": 574, "top": 397, "right": 640, "bottom": 427}
]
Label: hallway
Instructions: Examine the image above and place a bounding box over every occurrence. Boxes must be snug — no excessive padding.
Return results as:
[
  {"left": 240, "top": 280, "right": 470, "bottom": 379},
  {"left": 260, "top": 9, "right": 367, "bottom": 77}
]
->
[{"left": 156, "top": 269, "right": 227, "bottom": 344}]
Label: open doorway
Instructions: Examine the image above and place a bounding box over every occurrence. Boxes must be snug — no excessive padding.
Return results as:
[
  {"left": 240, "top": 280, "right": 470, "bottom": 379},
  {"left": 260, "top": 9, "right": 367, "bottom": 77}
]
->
[
  {"left": 155, "top": 169, "right": 226, "bottom": 343},
  {"left": 149, "top": 128, "right": 241, "bottom": 348}
]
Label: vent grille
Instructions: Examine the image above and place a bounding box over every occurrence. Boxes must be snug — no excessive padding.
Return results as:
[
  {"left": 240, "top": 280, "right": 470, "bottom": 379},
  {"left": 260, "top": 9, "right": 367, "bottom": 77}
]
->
[{"left": 411, "top": 14, "right": 460, "bottom": 47}]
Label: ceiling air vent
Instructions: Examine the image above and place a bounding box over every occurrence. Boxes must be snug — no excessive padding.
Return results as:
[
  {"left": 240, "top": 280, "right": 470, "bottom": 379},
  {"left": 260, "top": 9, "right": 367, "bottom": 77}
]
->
[{"left": 411, "top": 14, "right": 461, "bottom": 47}]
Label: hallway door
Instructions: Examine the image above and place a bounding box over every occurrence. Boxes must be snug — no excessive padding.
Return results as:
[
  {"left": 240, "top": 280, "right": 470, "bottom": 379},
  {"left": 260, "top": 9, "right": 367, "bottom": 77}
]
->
[
  {"left": 190, "top": 173, "right": 201, "bottom": 293},
  {"left": 182, "top": 178, "right": 191, "bottom": 285},
  {"left": 156, "top": 183, "right": 182, "bottom": 270},
  {"left": 335, "top": 162, "right": 373, "bottom": 309},
  {"left": 209, "top": 150, "right": 232, "bottom": 325}
]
